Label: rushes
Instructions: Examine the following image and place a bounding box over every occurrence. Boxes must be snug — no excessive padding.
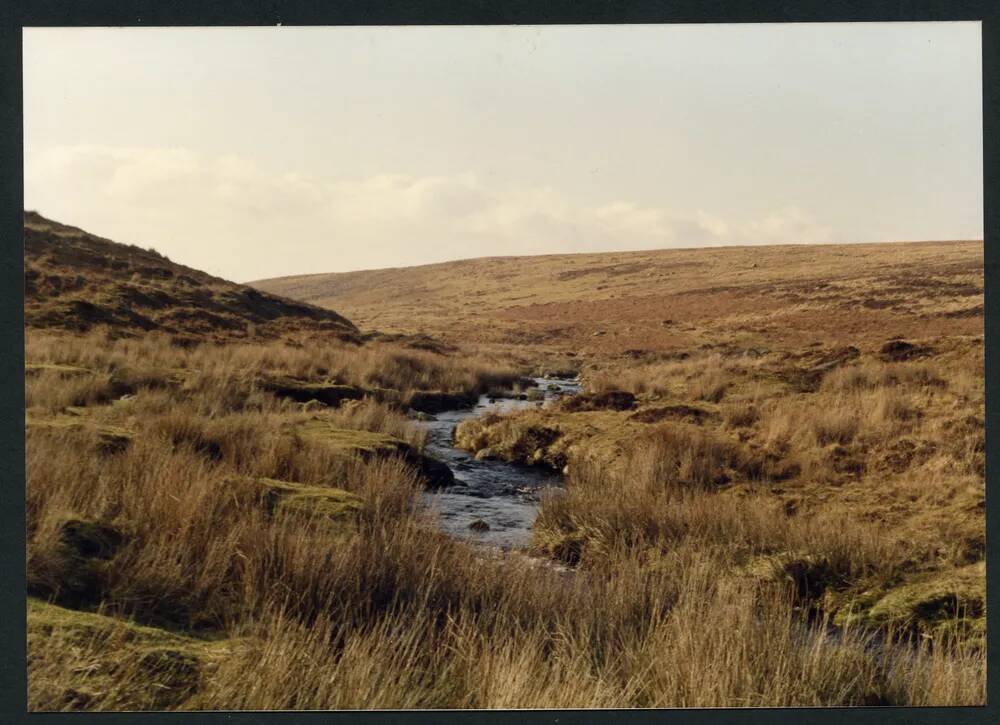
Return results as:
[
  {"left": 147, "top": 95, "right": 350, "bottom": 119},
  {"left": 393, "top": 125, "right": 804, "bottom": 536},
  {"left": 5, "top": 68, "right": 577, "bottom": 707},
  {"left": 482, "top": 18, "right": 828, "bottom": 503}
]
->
[
  {"left": 25, "top": 330, "right": 985, "bottom": 709},
  {"left": 25, "top": 328, "right": 521, "bottom": 413},
  {"left": 812, "top": 406, "right": 859, "bottom": 445}
]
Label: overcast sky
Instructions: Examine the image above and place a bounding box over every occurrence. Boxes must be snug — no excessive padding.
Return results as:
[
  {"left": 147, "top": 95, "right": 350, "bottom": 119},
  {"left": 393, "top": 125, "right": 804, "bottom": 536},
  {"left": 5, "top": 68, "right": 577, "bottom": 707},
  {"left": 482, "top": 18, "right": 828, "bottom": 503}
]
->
[{"left": 24, "top": 23, "right": 982, "bottom": 282}]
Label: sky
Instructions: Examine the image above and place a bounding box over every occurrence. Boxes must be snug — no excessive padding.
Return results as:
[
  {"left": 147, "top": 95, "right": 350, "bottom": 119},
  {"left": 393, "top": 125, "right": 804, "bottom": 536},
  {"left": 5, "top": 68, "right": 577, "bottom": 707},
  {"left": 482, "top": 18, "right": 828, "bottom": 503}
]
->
[{"left": 23, "top": 23, "right": 983, "bottom": 282}]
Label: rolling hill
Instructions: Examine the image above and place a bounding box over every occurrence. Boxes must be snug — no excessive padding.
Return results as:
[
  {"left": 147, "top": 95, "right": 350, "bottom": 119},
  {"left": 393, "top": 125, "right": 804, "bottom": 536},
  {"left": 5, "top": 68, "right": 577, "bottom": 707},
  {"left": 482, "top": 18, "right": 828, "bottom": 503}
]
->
[
  {"left": 23, "top": 213, "right": 987, "bottom": 708},
  {"left": 24, "top": 211, "right": 359, "bottom": 343},
  {"left": 250, "top": 239, "right": 983, "bottom": 356}
]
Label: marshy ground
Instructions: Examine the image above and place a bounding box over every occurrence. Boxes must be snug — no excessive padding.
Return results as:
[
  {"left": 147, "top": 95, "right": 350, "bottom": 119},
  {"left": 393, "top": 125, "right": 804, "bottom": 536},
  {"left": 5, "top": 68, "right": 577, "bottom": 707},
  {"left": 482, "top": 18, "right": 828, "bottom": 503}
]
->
[{"left": 26, "top": 212, "right": 985, "bottom": 709}]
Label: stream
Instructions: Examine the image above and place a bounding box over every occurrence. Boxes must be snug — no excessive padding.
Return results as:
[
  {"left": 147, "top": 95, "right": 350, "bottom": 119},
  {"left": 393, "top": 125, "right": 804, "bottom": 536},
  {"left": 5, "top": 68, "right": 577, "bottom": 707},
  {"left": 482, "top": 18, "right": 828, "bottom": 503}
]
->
[
  {"left": 416, "top": 376, "right": 581, "bottom": 549},
  {"left": 415, "top": 379, "right": 902, "bottom": 663}
]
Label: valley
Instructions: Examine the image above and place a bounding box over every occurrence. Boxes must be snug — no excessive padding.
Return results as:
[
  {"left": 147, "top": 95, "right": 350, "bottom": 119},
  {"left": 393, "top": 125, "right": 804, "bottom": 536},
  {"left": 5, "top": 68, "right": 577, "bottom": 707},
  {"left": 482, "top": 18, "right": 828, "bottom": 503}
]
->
[{"left": 26, "top": 212, "right": 986, "bottom": 709}]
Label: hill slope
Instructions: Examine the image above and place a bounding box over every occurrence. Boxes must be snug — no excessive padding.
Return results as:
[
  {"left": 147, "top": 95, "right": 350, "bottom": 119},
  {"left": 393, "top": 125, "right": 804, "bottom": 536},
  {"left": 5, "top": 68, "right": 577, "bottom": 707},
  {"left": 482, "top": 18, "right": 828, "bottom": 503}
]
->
[
  {"left": 251, "top": 240, "right": 983, "bottom": 355},
  {"left": 25, "top": 211, "right": 359, "bottom": 342}
]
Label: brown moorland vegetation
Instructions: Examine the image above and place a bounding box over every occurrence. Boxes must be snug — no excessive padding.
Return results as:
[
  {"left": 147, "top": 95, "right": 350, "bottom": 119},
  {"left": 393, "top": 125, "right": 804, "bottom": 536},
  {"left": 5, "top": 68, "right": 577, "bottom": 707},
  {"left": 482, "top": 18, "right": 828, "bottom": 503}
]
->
[
  {"left": 25, "top": 211, "right": 358, "bottom": 342},
  {"left": 251, "top": 238, "right": 982, "bottom": 356},
  {"left": 27, "top": 214, "right": 985, "bottom": 709}
]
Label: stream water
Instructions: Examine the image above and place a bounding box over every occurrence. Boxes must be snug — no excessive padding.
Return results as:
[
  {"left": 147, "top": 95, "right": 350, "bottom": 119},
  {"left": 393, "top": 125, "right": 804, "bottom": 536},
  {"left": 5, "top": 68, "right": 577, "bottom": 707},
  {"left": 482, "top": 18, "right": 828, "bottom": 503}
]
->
[
  {"left": 417, "top": 377, "right": 581, "bottom": 549},
  {"left": 415, "top": 379, "right": 899, "bottom": 661}
]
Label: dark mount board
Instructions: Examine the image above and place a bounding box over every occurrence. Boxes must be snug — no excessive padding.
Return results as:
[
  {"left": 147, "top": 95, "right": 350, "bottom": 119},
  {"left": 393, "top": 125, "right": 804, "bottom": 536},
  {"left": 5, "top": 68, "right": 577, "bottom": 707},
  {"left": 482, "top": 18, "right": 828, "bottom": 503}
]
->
[{"left": 0, "top": 2, "right": 996, "bottom": 724}]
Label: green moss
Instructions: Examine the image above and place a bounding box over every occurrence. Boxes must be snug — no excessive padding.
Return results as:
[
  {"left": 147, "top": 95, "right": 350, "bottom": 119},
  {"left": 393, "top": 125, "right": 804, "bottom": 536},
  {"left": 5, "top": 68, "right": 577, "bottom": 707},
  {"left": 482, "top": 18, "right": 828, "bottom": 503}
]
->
[
  {"left": 29, "top": 598, "right": 202, "bottom": 648},
  {"left": 290, "top": 418, "right": 454, "bottom": 488},
  {"left": 25, "top": 362, "right": 95, "bottom": 377},
  {"left": 294, "top": 417, "right": 411, "bottom": 458},
  {"left": 27, "top": 417, "right": 133, "bottom": 454},
  {"left": 833, "top": 562, "right": 985, "bottom": 638},
  {"left": 28, "top": 598, "right": 228, "bottom": 709},
  {"left": 251, "top": 477, "right": 364, "bottom": 523}
]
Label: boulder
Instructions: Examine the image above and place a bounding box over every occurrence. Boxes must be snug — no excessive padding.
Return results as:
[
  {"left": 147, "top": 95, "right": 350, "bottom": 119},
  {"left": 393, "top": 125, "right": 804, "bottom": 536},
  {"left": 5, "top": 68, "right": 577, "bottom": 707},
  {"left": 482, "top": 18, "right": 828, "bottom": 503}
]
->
[
  {"left": 407, "top": 410, "right": 438, "bottom": 422},
  {"left": 414, "top": 454, "right": 455, "bottom": 489},
  {"left": 261, "top": 377, "right": 365, "bottom": 407},
  {"left": 407, "top": 390, "right": 477, "bottom": 414}
]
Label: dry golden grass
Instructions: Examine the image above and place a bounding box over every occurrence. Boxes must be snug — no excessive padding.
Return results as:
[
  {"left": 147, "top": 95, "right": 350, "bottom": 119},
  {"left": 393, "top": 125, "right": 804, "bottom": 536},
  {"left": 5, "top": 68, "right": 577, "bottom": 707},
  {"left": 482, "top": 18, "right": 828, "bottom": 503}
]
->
[
  {"left": 251, "top": 237, "right": 982, "bottom": 357},
  {"left": 24, "top": 212, "right": 359, "bottom": 342},
  {"left": 457, "top": 337, "right": 985, "bottom": 651},
  {"left": 26, "top": 326, "right": 985, "bottom": 709},
  {"left": 25, "top": 214, "right": 985, "bottom": 710}
]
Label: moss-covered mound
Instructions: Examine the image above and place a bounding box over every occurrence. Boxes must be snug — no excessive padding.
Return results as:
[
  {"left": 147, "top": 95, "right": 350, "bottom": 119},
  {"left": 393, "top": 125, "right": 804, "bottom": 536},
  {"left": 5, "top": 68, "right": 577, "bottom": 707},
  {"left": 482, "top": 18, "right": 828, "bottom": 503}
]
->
[
  {"left": 27, "top": 417, "right": 133, "bottom": 455},
  {"left": 28, "top": 598, "right": 229, "bottom": 710},
  {"left": 455, "top": 411, "right": 572, "bottom": 470},
  {"left": 293, "top": 418, "right": 454, "bottom": 488},
  {"left": 294, "top": 418, "right": 413, "bottom": 458},
  {"left": 628, "top": 404, "right": 716, "bottom": 425},
  {"left": 741, "top": 552, "right": 845, "bottom": 600},
  {"left": 833, "top": 562, "right": 985, "bottom": 639},
  {"left": 243, "top": 477, "right": 364, "bottom": 524},
  {"left": 558, "top": 390, "right": 636, "bottom": 412}
]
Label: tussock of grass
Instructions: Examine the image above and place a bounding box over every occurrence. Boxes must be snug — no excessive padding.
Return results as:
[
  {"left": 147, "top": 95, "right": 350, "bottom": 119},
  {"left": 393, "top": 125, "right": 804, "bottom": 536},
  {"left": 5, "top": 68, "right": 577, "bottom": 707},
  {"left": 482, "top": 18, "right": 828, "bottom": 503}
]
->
[
  {"left": 25, "top": 301, "right": 984, "bottom": 708},
  {"left": 28, "top": 598, "right": 230, "bottom": 711}
]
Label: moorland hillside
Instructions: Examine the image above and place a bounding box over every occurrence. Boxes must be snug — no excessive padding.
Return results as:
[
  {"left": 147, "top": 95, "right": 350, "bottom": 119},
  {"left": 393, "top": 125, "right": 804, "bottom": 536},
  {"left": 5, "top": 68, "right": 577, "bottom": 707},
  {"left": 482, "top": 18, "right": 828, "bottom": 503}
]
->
[
  {"left": 252, "top": 239, "right": 982, "bottom": 355},
  {"left": 25, "top": 216, "right": 985, "bottom": 709},
  {"left": 25, "top": 211, "right": 359, "bottom": 343}
]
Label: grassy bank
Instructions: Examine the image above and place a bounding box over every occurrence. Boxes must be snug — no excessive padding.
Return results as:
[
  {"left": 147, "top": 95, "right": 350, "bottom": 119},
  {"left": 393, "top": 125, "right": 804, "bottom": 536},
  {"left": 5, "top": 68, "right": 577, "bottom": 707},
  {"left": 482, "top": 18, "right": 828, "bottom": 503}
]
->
[
  {"left": 26, "top": 327, "right": 985, "bottom": 709},
  {"left": 25, "top": 213, "right": 985, "bottom": 709},
  {"left": 455, "top": 338, "right": 985, "bottom": 646}
]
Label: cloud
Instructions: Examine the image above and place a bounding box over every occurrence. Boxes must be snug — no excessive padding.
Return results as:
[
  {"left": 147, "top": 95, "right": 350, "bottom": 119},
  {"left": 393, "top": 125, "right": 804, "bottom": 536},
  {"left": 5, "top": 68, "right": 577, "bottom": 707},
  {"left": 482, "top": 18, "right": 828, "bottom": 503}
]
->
[{"left": 25, "top": 144, "right": 833, "bottom": 281}]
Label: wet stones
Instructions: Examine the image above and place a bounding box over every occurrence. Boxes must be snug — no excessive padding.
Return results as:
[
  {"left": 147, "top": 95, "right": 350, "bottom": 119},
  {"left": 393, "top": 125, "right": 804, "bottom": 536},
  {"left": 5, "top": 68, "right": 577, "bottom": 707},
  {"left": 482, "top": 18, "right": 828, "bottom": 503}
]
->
[
  {"left": 415, "top": 454, "right": 456, "bottom": 489},
  {"left": 261, "top": 377, "right": 365, "bottom": 407},
  {"left": 407, "top": 390, "right": 478, "bottom": 414}
]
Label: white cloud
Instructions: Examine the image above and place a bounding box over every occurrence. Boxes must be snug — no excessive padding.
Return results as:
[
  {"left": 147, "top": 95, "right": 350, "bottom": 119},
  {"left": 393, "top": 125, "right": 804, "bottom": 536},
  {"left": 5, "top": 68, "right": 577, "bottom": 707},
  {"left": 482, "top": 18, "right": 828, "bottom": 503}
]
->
[{"left": 25, "top": 144, "right": 833, "bottom": 281}]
